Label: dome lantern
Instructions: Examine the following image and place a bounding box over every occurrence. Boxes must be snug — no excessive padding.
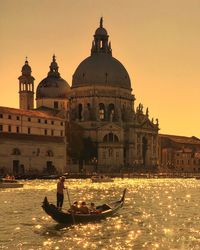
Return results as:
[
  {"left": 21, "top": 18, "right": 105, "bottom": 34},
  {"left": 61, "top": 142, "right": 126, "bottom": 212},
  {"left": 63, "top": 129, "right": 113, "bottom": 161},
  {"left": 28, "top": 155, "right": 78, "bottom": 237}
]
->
[
  {"left": 22, "top": 57, "right": 32, "bottom": 76},
  {"left": 48, "top": 54, "right": 60, "bottom": 77},
  {"left": 91, "top": 17, "right": 112, "bottom": 55}
]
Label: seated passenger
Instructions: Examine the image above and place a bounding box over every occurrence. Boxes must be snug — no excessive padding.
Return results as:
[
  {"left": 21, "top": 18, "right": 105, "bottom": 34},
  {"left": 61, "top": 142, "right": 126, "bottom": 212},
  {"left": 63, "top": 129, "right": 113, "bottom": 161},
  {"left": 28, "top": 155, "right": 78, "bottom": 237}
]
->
[
  {"left": 89, "top": 202, "right": 100, "bottom": 214},
  {"left": 79, "top": 201, "right": 89, "bottom": 214},
  {"left": 68, "top": 201, "right": 79, "bottom": 213}
]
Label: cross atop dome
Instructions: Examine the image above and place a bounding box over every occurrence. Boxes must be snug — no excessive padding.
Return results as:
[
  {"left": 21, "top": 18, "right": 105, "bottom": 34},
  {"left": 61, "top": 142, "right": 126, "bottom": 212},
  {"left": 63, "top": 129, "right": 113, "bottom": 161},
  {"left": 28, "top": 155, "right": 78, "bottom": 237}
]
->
[{"left": 100, "top": 17, "right": 103, "bottom": 28}]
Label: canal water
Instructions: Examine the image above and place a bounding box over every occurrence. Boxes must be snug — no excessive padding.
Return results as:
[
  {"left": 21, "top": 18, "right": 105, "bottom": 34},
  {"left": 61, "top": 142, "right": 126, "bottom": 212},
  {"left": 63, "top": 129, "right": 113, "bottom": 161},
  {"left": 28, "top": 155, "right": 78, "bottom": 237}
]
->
[{"left": 1, "top": 178, "right": 200, "bottom": 250}]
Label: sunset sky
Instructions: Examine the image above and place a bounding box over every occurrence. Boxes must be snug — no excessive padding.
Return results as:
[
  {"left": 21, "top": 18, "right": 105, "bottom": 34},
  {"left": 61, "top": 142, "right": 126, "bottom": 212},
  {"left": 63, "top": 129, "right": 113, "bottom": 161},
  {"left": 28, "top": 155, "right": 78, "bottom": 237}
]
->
[{"left": 0, "top": 0, "right": 200, "bottom": 137}]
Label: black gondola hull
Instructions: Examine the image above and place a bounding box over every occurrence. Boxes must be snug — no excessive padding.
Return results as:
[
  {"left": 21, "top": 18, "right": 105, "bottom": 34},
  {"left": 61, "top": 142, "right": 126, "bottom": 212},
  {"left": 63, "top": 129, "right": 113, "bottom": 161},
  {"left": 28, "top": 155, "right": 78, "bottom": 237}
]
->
[{"left": 42, "top": 189, "right": 126, "bottom": 224}]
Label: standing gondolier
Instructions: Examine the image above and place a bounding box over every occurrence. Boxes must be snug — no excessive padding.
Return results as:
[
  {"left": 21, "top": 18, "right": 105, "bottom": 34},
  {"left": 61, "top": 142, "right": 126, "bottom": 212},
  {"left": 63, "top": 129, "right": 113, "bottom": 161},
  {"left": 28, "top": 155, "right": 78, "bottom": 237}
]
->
[{"left": 57, "top": 176, "right": 66, "bottom": 210}]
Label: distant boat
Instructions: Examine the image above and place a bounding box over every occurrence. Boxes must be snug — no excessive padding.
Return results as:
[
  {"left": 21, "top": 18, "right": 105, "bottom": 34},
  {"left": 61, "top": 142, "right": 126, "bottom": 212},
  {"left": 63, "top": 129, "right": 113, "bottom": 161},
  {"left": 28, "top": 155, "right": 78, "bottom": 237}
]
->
[
  {"left": 91, "top": 175, "right": 114, "bottom": 183},
  {"left": 42, "top": 189, "right": 126, "bottom": 224},
  {"left": 0, "top": 178, "right": 23, "bottom": 188}
]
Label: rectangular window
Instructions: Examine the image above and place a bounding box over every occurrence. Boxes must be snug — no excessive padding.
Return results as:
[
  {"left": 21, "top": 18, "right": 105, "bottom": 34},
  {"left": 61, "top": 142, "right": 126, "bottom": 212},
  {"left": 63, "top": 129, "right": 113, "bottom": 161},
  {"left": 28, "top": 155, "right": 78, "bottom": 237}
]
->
[
  {"left": 44, "top": 129, "right": 47, "bottom": 135},
  {"left": 28, "top": 117, "right": 31, "bottom": 122},
  {"left": 60, "top": 131, "right": 63, "bottom": 136},
  {"left": 8, "top": 115, "right": 11, "bottom": 119},
  {"left": 51, "top": 130, "right": 54, "bottom": 136},
  {"left": 108, "top": 148, "right": 113, "bottom": 157},
  {"left": 16, "top": 126, "right": 19, "bottom": 133},
  {"left": 38, "top": 119, "right": 41, "bottom": 123},
  {"left": 0, "top": 114, "right": 3, "bottom": 118},
  {"left": 28, "top": 127, "right": 31, "bottom": 134},
  {"left": 0, "top": 125, "right": 3, "bottom": 131},
  {"left": 51, "top": 121, "right": 54, "bottom": 125},
  {"left": 45, "top": 120, "right": 47, "bottom": 124},
  {"left": 61, "top": 122, "right": 63, "bottom": 126},
  {"left": 16, "top": 116, "right": 20, "bottom": 120},
  {"left": 8, "top": 125, "right": 11, "bottom": 132},
  {"left": 54, "top": 101, "right": 58, "bottom": 109}
]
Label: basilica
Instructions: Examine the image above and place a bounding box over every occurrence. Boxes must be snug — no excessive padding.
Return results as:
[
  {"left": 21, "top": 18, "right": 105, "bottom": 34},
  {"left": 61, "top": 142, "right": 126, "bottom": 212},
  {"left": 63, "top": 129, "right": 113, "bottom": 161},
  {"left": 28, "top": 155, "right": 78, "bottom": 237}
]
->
[{"left": 1, "top": 18, "right": 199, "bottom": 176}]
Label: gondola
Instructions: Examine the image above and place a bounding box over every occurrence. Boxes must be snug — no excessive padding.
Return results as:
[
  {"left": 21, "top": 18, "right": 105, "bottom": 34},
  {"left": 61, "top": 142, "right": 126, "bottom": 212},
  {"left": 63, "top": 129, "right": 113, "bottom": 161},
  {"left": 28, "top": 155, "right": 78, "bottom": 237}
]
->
[
  {"left": 42, "top": 188, "right": 126, "bottom": 224},
  {"left": 91, "top": 175, "right": 114, "bottom": 183},
  {"left": 0, "top": 178, "right": 23, "bottom": 188}
]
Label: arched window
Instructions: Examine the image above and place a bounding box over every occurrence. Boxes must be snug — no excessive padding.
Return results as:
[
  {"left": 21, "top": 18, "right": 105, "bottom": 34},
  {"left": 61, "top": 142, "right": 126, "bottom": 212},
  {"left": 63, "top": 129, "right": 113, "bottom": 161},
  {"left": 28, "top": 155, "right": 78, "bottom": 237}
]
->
[
  {"left": 103, "top": 133, "right": 119, "bottom": 143},
  {"left": 99, "top": 103, "right": 105, "bottom": 120},
  {"left": 78, "top": 104, "right": 83, "bottom": 120},
  {"left": 47, "top": 150, "right": 54, "bottom": 157},
  {"left": 108, "top": 103, "right": 115, "bottom": 121},
  {"left": 12, "top": 148, "right": 21, "bottom": 155}
]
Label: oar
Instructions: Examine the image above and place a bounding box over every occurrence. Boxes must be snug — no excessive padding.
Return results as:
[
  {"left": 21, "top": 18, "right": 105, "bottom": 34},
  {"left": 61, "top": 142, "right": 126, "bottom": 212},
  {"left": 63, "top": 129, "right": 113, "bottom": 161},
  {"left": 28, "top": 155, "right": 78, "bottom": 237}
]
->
[{"left": 66, "top": 188, "right": 75, "bottom": 225}]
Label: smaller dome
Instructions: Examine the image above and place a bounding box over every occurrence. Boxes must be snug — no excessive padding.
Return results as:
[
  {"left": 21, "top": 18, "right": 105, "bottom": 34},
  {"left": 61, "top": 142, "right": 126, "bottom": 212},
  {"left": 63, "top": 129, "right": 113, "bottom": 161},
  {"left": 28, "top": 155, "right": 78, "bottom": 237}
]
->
[
  {"left": 36, "top": 77, "right": 70, "bottom": 99},
  {"left": 95, "top": 27, "right": 108, "bottom": 36},
  {"left": 22, "top": 59, "right": 31, "bottom": 75},
  {"left": 36, "top": 55, "right": 70, "bottom": 99},
  {"left": 95, "top": 17, "right": 108, "bottom": 36}
]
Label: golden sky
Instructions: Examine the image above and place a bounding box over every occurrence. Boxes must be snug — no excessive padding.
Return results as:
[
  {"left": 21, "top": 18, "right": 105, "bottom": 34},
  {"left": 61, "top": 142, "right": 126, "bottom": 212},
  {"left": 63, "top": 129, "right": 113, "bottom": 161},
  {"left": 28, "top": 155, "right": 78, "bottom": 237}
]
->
[{"left": 0, "top": 0, "right": 200, "bottom": 137}]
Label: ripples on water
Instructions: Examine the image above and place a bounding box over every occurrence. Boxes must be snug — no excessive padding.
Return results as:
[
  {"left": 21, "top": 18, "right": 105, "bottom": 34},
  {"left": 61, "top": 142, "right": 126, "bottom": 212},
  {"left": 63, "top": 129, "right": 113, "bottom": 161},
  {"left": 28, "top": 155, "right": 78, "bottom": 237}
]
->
[{"left": 1, "top": 178, "right": 200, "bottom": 249}]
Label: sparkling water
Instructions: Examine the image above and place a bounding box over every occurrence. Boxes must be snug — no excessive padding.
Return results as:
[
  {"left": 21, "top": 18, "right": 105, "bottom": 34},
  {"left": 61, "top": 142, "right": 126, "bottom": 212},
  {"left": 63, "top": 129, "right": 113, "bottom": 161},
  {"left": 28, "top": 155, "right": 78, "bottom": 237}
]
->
[{"left": 1, "top": 178, "right": 200, "bottom": 250}]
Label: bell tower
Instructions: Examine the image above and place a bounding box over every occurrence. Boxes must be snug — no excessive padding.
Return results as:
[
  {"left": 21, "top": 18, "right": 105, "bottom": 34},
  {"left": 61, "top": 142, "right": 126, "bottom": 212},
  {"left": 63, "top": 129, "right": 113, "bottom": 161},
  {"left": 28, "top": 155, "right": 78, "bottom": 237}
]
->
[{"left": 18, "top": 58, "right": 35, "bottom": 110}]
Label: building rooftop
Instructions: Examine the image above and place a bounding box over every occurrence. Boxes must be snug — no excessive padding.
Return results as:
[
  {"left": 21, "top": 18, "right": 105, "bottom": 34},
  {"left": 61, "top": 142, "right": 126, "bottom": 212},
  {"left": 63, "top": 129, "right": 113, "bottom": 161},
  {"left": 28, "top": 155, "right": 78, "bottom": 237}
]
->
[
  {"left": 0, "top": 106, "right": 63, "bottom": 120},
  {"left": 159, "top": 134, "right": 200, "bottom": 145}
]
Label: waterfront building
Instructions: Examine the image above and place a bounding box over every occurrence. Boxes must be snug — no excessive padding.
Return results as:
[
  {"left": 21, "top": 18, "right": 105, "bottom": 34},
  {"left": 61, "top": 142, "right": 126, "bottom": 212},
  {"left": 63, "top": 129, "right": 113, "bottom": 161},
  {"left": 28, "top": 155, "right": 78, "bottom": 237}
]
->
[
  {"left": 1, "top": 18, "right": 198, "bottom": 175},
  {"left": 0, "top": 59, "right": 67, "bottom": 176},
  {"left": 159, "top": 134, "right": 200, "bottom": 173}
]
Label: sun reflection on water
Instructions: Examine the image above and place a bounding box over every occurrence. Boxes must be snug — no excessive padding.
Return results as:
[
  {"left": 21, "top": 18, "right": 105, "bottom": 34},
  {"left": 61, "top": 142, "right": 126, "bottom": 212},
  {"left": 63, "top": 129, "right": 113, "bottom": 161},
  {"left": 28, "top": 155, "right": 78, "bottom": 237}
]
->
[{"left": 1, "top": 178, "right": 200, "bottom": 249}]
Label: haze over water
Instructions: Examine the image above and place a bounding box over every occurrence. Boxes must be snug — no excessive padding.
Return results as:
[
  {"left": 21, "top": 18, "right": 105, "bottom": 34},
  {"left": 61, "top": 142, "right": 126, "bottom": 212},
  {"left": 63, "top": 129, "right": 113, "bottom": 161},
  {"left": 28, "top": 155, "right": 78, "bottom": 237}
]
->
[{"left": 1, "top": 178, "right": 200, "bottom": 249}]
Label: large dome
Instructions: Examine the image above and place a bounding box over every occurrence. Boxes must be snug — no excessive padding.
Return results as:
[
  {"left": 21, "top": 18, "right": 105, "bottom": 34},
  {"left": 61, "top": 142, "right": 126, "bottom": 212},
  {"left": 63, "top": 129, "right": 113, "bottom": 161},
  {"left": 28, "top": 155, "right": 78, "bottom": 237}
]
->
[
  {"left": 72, "top": 18, "right": 131, "bottom": 90},
  {"left": 72, "top": 53, "right": 131, "bottom": 89},
  {"left": 36, "top": 55, "right": 70, "bottom": 99}
]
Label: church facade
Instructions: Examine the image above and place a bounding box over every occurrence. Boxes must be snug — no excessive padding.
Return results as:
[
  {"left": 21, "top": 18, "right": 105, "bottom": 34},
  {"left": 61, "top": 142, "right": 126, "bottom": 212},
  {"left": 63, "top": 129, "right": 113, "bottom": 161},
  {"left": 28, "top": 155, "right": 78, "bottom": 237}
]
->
[
  {"left": 69, "top": 18, "right": 159, "bottom": 172},
  {"left": 0, "top": 19, "right": 160, "bottom": 175}
]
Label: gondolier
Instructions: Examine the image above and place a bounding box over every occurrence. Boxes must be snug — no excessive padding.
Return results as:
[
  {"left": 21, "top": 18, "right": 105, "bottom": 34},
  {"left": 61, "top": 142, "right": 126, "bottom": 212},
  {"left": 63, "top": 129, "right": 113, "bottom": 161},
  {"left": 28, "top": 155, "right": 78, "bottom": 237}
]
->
[{"left": 56, "top": 176, "right": 66, "bottom": 210}]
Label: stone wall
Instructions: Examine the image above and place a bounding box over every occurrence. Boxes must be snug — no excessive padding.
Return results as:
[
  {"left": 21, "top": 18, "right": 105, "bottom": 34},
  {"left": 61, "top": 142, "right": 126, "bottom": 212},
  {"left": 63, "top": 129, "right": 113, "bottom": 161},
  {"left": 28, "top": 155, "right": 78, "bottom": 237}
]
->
[{"left": 0, "top": 133, "right": 66, "bottom": 175}]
